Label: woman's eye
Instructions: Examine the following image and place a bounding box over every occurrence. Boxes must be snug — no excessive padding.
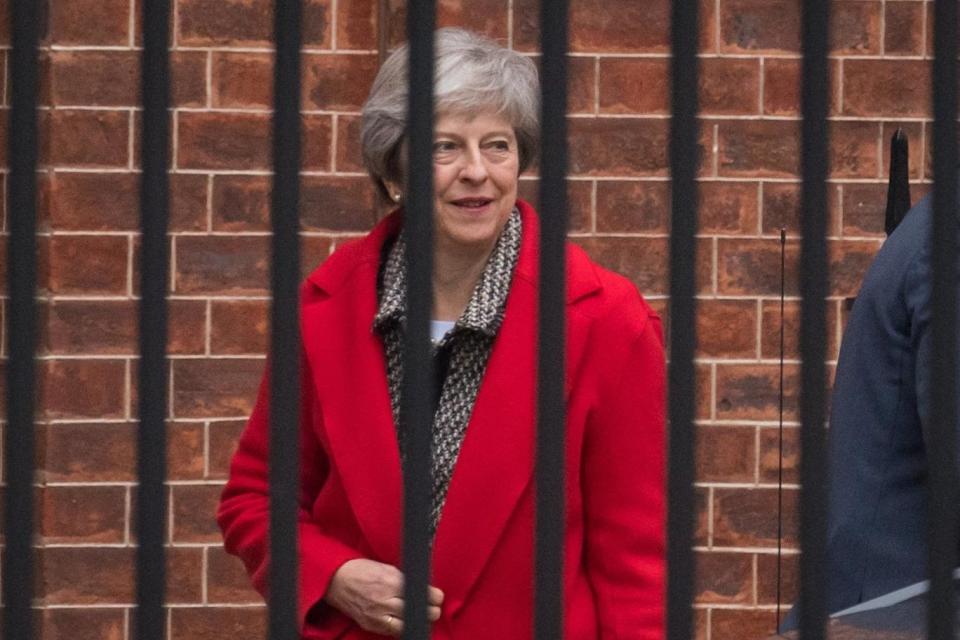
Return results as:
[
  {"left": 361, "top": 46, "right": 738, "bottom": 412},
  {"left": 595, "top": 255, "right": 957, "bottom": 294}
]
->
[
  {"left": 433, "top": 141, "right": 457, "bottom": 153},
  {"left": 489, "top": 141, "right": 510, "bottom": 151}
]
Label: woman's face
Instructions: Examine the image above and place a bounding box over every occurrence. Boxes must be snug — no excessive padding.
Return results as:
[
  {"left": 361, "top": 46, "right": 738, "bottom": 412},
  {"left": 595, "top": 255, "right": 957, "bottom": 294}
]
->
[{"left": 428, "top": 110, "right": 520, "bottom": 254}]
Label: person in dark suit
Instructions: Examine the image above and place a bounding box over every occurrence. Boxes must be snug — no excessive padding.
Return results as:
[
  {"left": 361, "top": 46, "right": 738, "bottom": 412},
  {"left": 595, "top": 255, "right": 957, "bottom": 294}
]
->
[{"left": 781, "top": 189, "right": 959, "bottom": 630}]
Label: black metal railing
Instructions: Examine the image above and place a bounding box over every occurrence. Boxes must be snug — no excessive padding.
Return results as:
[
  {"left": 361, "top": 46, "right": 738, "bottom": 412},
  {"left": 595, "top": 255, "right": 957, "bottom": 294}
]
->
[{"left": 3, "top": 0, "right": 959, "bottom": 639}]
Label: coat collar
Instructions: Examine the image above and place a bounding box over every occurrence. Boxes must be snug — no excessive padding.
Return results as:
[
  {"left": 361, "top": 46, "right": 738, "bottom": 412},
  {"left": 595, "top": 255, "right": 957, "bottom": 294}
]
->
[{"left": 301, "top": 199, "right": 601, "bottom": 607}]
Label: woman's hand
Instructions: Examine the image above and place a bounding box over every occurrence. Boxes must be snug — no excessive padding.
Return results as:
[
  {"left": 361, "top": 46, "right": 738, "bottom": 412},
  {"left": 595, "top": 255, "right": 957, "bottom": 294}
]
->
[{"left": 325, "top": 559, "right": 444, "bottom": 637}]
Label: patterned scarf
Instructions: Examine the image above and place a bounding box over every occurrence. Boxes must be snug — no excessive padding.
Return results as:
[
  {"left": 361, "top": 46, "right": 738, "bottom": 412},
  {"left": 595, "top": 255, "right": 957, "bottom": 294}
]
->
[{"left": 373, "top": 208, "right": 522, "bottom": 532}]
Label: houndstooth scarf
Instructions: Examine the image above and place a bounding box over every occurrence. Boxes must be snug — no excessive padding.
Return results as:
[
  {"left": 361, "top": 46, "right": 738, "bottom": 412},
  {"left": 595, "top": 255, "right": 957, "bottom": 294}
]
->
[{"left": 373, "top": 208, "right": 522, "bottom": 533}]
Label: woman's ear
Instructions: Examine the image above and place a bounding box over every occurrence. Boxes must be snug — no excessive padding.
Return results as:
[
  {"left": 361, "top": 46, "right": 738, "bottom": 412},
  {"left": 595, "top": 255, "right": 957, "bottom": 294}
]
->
[{"left": 383, "top": 180, "right": 403, "bottom": 204}]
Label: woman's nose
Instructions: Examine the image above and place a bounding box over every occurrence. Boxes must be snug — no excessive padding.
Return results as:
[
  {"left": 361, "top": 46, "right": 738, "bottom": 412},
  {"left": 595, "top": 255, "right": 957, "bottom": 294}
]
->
[{"left": 458, "top": 148, "right": 488, "bottom": 182}]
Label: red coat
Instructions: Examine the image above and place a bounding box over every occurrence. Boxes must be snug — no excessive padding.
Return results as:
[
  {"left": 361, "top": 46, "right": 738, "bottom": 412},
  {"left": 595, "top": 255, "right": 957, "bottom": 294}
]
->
[{"left": 217, "top": 200, "right": 665, "bottom": 639}]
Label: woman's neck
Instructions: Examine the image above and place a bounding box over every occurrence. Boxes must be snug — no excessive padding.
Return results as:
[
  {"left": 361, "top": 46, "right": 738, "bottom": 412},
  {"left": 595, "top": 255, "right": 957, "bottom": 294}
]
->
[{"left": 431, "top": 239, "right": 496, "bottom": 321}]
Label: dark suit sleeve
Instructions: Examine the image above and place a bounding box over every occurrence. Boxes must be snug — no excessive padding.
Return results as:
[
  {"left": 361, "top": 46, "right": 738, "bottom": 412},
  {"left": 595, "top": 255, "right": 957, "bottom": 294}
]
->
[
  {"left": 904, "top": 244, "right": 960, "bottom": 474},
  {"left": 216, "top": 352, "right": 364, "bottom": 635}
]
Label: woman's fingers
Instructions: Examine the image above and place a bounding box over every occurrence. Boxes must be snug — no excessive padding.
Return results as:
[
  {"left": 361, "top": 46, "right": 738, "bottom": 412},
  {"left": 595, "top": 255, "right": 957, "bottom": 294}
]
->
[
  {"left": 428, "top": 605, "right": 442, "bottom": 622},
  {"left": 428, "top": 585, "right": 445, "bottom": 606},
  {"left": 382, "top": 613, "right": 403, "bottom": 638}
]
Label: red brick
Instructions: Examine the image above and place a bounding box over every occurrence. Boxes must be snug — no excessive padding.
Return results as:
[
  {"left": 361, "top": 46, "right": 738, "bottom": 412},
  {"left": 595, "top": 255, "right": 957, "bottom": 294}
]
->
[
  {"left": 168, "top": 422, "right": 207, "bottom": 480},
  {"left": 515, "top": 0, "right": 668, "bottom": 53},
  {"left": 881, "top": 122, "right": 924, "bottom": 182},
  {"left": 575, "top": 236, "right": 668, "bottom": 295},
  {"left": 44, "top": 235, "right": 128, "bottom": 295},
  {"left": 760, "top": 299, "right": 841, "bottom": 361},
  {"left": 715, "top": 363, "right": 799, "bottom": 422},
  {"left": 175, "top": 236, "right": 269, "bottom": 295},
  {"left": 385, "top": 0, "right": 509, "bottom": 47},
  {"left": 39, "top": 608, "right": 126, "bottom": 640},
  {"left": 830, "top": 239, "right": 882, "bottom": 298},
  {"left": 760, "top": 182, "right": 841, "bottom": 237},
  {"left": 172, "top": 358, "right": 263, "bottom": 418},
  {"left": 48, "top": 0, "right": 129, "bottom": 45},
  {"left": 335, "top": 114, "right": 364, "bottom": 172},
  {"left": 39, "top": 423, "right": 136, "bottom": 482},
  {"left": 717, "top": 119, "right": 799, "bottom": 178},
  {"left": 756, "top": 552, "right": 798, "bottom": 605},
  {"left": 210, "top": 300, "right": 268, "bottom": 355},
  {"left": 515, "top": 178, "right": 593, "bottom": 233},
  {"left": 41, "top": 359, "right": 126, "bottom": 420},
  {"left": 44, "top": 299, "right": 205, "bottom": 356},
  {"left": 337, "top": 0, "right": 378, "bottom": 49},
  {"left": 303, "top": 53, "right": 380, "bottom": 111},
  {"left": 212, "top": 175, "right": 271, "bottom": 231},
  {"left": 172, "top": 484, "right": 223, "bottom": 543},
  {"left": 831, "top": 120, "right": 881, "bottom": 179},
  {"left": 179, "top": 0, "right": 330, "bottom": 47},
  {"left": 843, "top": 60, "right": 931, "bottom": 118},
  {"left": 713, "top": 487, "right": 798, "bottom": 547},
  {"left": 39, "top": 485, "right": 126, "bottom": 544},
  {"left": 717, "top": 237, "right": 799, "bottom": 296},
  {"left": 567, "top": 56, "right": 597, "bottom": 115},
  {"left": 595, "top": 180, "right": 668, "bottom": 233},
  {"left": 303, "top": 236, "right": 335, "bottom": 276},
  {"left": 711, "top": 609, "right": 778, "bottom": 640},
  {"left": 697, "top": 363, "right": 713, "bottom": 421},
  {"left": 303, "top": 115, "right": 334, "bottom": 170},
  {"left": 700, "top": 58, "right": 761, "bottom": 116},
  {"left": 211, "top": 52, "right": 271, "bottom": 109},
  {"left": 177, "top": 112, "right": 270, "bottom": 171},
  {"left": 48, "top": 172, "right": 207, "bottom": 232},
  {"left": 697, "top": 299, "right": 757, "bottom": 358},
  {"left": 696, "top": 425, "right": 756, "bottom": 483},
  {"left": 695, "top": 551, "right": 753, "bottom": 604},
  {"left": 831, "top": 1, "right": 882, "bottom": 55},
  {"left": 720, "top": 0, "right": 800, "bottom": 53},
  {"left": 170, "top": 606, "right": 267, "bottom": 640},
  {"left": 207, "top": 546, "right": 262, "bottom": 603},
  {"left": 208, "top": 420, "right": 247, "bottom": 479},
  {"left": 885, "top": 1, "right": 925, "bottom": 56},
  {"left": 762, "top": 58, "right": 800, "bottom": 117},
  {"left": 49, "top": 110, "right": 129, "bottom": 168},
  {"left": 569, "top": 118, "right": 668, "bottom": 177},
  {"left": 40, "top": 547, "right": 134, "bottom": 604},
  {"left": 841, "top": 182, "right": 890, "bottom": 238},
  {"left": 700, "top": 181, "right": 760, "bottom": 234},
  {"left": 695, "top": 487, "right": 711, "bottom": 546},
  {"left": 598, "top": 58, "right": 667, "bottom": 115},
  {"left": 758, "top": 426, "right": 799, "bottom": 486}
]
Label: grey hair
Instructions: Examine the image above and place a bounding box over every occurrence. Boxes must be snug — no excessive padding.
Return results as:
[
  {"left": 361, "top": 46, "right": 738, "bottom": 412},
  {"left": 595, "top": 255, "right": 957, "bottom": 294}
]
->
[{"left": 361, "top": 27, "right": 540, "bottom": 201}]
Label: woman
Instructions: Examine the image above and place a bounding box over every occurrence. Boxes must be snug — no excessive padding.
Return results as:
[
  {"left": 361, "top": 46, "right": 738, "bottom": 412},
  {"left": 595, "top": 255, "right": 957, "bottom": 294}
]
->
[{"left": 217, "top": 28, "right": 665, "bottom": 639}]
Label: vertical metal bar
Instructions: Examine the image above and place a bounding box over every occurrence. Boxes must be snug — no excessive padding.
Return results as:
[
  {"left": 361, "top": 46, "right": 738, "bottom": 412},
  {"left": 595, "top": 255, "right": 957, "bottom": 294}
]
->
[
  {"left": 401, "top": 3, "right": 435, "bottom": 638},
  {"left": 534, "top": 1, "right": 569, "bottom": 638},
  {"left": 927, "top": 0, "right": 958, "bottom": 637},
  {"left": 666, "top": 0, "right": 700, "bottom": 636},
  {"left": 798, "top": 0, "right": 830, "bottom": 638},
  {"left": 2, "top": 0, "right": 40, "bottom": 638},
  {"left": 269, "top": 1, "right": 303, "bottom": 639},
  {"left": 136, "top": 0, "right": 172, "bottom": 638}
]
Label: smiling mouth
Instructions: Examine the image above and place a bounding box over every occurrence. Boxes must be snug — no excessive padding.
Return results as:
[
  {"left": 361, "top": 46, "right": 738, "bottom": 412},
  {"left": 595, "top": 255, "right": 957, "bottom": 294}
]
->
[{"left": 451, "top": 198, "right": 494, "bottom": 209}]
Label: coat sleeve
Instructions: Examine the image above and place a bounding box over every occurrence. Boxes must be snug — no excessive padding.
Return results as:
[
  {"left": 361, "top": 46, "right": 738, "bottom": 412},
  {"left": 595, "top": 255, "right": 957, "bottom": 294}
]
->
[
  {"left": 582, "top": 313, "right": 666, "bottom": 639},
  {"left": 216, "top": 352, "right": 364, "bottom": 635}
]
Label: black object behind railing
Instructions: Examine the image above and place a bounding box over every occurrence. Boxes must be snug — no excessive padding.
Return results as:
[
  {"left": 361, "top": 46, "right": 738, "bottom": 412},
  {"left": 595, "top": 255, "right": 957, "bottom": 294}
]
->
[{"left": 886, "top": 129, "right": 912, "bottom": 237}]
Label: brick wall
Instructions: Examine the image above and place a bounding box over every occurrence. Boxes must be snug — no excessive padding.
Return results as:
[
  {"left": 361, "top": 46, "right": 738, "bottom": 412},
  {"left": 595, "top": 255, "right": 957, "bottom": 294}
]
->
[{"left": 0, "top": 0, "right": 934, "bottom": 638}]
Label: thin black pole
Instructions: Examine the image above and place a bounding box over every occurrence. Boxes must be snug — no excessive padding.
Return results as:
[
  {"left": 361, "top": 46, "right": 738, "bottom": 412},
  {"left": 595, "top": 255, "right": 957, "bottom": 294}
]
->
[
  {"left": 776, "top": 227, "right": 786, "bottom": 631},
  {"left": 3, "top": 0, "right": 40, "bottom": 638},
  {"left": 926, "top": 0, "right": 958, "bottom": 638},
  {"left": 269, "top": 1, "right": 303, "bottom": 639},
  {"left": 401, "top": 3, "right": 436, "bottom": 638},
  {"left": 135, "top": 0, "right": 172, "bottom": 639},
  {"left": 534, "top": 1, "right": 569, "bottom": 639},
  {"left": 665, "top": 0, "right": 700, "bottom": 637},
  {"left": 798, "top": 0, "right": 830, "bottom": 637}
]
